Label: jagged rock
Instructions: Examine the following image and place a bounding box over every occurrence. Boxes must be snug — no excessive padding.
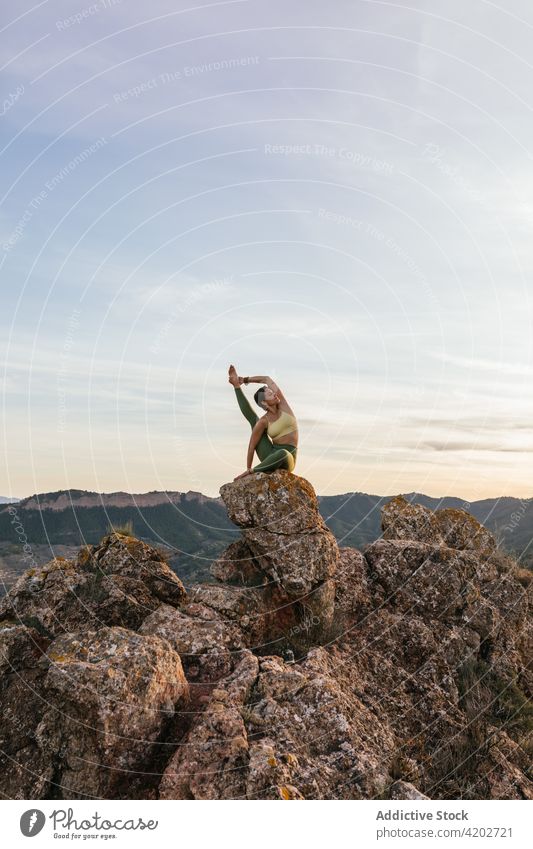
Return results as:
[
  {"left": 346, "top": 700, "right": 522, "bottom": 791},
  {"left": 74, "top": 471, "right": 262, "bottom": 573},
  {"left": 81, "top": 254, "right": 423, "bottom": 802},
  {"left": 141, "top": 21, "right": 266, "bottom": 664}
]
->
[
  {"left": 219, "top": 471, "right": 339, "bottom": 595},
  {"left": 0, "top": 623, "right": 52, "bottom": 799},
  {"left": 161, "top": 647, "right": 397, "bottom": 800},
  {"left": 382, "top": 495, "right": 497, "bottom": 555},
  {"left": 186, "top": 583, "right": 266, "bottom": 643},
  {"left": 36, "top": 626, "right": 189, "bottom": 799},
  {"left": 363, "top": 532, "right": 531, "bottom": 691},
  {"left": 333, "top": 546, "right": 373, "bottom": 622},
  {"left": 188, "top": 580, "right": 322, "bottom": 656},
  {"left": 210, "top": 471, "right": 339, "bottom": 651},
  {"left": 381, "top": 496, "right": 440, "bottom": 544},
  {"left": 238, "top": 524, "right": 337, "bottom": 596},
  {"left": 481, "top": 729, "right": 533, "bottom": 799},
  {"left": 390, "top": 780, "right": 430, "bottom": 800},
  {"left": 0, "top": 533, "right": 186, "bottom": 636},
  {"left": 220, "top": 471, "right": 322, "bottom": 533},
  {"left": 159, "top": 651, "right": 259, "bottom": 800},
  {"left": 139, "top": 602, "right": 245, "bottom": 682},
  {"left": 364, "top": 539, "right": 491, "bottom": 622},
  {"left": 436, "top": 507, "right": 497, "bottom": 553},
  {"left": 210, "top": 539, "right": 266, "bottom": 586},
  {"left": 83, "top": 533, "right": 187, "bottom": 606}
]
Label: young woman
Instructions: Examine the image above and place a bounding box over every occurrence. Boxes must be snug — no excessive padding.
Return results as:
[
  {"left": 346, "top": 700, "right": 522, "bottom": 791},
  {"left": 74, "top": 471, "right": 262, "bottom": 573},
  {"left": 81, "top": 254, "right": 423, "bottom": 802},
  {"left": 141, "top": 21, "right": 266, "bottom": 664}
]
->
[{"left": 228, "top": 364, "right": 298, "bottom": 480}]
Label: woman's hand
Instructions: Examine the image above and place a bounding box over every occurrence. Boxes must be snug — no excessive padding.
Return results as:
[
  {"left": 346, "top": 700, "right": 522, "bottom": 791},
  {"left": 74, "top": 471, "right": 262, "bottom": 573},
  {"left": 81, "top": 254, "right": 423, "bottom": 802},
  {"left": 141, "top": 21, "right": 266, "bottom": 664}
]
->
[{"left": 233, "top": 469, "right": 253, "bottom": 480}]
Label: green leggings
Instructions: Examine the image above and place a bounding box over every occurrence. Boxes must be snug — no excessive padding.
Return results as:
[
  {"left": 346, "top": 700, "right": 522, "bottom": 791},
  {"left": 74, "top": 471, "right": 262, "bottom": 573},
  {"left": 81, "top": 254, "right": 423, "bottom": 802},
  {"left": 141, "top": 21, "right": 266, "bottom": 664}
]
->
[{"left": 234, "top": 387, "right": 297, "bottom": 473}]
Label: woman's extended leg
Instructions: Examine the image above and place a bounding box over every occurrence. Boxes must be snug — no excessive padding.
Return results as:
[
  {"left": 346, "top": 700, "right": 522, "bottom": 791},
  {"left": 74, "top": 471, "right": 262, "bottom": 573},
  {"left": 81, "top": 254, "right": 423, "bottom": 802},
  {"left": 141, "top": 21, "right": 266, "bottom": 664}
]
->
[
  {"left": 234, "top": 386, "right": 273, "bottom": 461},
  {"left": 234, "top": 385, "right": 257, "bottom": 427}
]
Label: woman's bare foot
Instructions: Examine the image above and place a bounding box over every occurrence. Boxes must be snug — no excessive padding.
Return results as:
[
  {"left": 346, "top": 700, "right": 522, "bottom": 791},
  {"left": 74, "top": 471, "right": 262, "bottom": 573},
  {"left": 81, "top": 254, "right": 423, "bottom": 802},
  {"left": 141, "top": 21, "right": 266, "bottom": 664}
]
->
[
  {"left": 233, "top": 469, "right": 253, "bottom": 480},
  {"left": 228, "top": 364, "right": 240, "bottom": 387}
]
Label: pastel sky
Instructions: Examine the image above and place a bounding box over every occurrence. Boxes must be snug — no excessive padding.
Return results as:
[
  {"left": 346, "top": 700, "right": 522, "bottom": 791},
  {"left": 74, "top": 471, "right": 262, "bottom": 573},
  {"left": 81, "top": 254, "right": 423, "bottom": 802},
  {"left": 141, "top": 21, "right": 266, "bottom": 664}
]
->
[{"left": 1, "top": 0, "right": 532, "bottom": 500}]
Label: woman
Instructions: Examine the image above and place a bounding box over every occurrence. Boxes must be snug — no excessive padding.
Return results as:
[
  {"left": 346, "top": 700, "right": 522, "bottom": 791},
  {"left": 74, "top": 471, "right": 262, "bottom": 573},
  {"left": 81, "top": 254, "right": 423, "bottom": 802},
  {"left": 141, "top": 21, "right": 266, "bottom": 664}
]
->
[{"left": 228, "top": 364, "right": 298, "bottom": 480}]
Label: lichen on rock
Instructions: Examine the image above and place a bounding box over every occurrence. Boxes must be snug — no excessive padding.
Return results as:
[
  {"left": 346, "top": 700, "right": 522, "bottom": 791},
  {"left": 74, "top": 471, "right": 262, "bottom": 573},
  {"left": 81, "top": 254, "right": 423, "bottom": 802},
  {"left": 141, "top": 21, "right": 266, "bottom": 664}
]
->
[{"left": 219, "top": 471, "right": 339, "bottom": 595}]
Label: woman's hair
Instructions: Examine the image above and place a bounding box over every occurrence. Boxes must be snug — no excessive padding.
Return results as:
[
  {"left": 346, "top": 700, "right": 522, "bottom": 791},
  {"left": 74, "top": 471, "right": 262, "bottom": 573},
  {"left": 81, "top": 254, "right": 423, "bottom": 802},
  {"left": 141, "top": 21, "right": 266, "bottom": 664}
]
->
[{"left": 254, "top": 386, "right": 267, "bottom": 408}]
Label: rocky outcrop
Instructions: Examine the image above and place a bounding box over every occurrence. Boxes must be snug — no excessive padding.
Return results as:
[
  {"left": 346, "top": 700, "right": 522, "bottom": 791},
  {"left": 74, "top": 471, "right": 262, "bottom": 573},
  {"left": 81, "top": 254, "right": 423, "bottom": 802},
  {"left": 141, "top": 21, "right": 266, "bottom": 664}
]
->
[
  {"left": 219, "top": 472, "right": 338, "bottom": 595},
  {"left": 0, "top": 471, "right": 531, "bottom": 800},
  {"left": 204, "top": 473, "right": 339, "bottom": 653},
  {"left": 367, "top": 498, "right": 531, "bottom": 691},
  {"left": 381, "top": 495, "right": 498, "bottom": 555},
  {"left": 0, "top": 533, "right": 186, "bottom": 636}
]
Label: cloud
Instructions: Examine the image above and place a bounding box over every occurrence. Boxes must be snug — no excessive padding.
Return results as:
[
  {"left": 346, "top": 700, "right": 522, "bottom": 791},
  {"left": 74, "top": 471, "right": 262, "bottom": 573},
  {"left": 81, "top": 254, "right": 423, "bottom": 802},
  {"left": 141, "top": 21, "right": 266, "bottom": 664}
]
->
[
  {"left": 420, "top": 440, "right": 530, "bottom": 453},
  {"left": 428, "top": 350, "right": 533, "bottom": 376},
  {"left": 403, "top": 415, "right": 533, "bottom": 433}
]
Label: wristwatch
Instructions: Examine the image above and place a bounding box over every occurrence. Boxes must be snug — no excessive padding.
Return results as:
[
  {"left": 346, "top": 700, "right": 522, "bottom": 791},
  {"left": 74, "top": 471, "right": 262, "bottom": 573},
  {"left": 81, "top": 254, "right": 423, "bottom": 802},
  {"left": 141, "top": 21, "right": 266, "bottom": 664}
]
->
[{"left": 244, "top": 376, "right": 249, "bottom": 384}]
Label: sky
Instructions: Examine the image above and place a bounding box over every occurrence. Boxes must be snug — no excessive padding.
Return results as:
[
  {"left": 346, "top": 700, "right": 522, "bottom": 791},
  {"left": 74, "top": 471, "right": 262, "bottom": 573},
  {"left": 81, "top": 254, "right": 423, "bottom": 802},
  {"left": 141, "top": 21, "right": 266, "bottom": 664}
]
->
[{"left": 1, "top": 0, "right": 533, "bottom": 500}]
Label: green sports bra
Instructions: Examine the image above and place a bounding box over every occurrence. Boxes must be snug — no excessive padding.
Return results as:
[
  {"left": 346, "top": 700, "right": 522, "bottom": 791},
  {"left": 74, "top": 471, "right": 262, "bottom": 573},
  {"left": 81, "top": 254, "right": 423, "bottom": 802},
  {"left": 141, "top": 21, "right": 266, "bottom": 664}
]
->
[{"left": 267, "top": 410, "right": 298, "bottom": 439}]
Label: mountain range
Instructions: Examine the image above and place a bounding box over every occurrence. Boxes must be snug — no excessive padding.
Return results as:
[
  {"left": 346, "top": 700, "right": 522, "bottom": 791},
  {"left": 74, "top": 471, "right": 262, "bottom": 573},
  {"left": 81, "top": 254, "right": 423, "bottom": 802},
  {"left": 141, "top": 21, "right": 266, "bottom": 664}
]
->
[{"left": 0, "top": 487, "right": 531, "bottom": 590}]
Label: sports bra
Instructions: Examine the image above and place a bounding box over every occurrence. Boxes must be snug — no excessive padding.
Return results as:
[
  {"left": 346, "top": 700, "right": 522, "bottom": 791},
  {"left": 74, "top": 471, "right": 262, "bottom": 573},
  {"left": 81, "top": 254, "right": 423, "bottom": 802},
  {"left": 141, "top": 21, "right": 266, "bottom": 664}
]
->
[{"left": 267, "top": 410, "right": 298, "bottom": 440}]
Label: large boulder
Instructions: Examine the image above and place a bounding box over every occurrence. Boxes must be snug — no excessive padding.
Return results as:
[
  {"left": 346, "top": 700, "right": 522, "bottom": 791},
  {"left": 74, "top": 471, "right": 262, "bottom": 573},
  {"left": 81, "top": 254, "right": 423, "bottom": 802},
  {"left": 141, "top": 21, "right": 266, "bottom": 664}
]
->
[
  {"left": 204, "top": 471, "right": 341, "bottom": 654},
  {"left": 365, "top": 501, "right": 531, "bottom": 691},
  {"left": 80, "top": 532, "right": 187, "bottom": 606},
  {"left": 36, "top": 626, "right": 189, "bottom": 799},
  {"left": 219, "top": 471, "right": 339, "bottom": 595}
]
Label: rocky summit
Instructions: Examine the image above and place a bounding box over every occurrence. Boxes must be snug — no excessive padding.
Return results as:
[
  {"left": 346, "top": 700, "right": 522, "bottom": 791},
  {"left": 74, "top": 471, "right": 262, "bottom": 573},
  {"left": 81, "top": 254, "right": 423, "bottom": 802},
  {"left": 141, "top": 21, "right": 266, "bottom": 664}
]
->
[{"left": 0, "top": 471, "right": 531, "bottom": 800}]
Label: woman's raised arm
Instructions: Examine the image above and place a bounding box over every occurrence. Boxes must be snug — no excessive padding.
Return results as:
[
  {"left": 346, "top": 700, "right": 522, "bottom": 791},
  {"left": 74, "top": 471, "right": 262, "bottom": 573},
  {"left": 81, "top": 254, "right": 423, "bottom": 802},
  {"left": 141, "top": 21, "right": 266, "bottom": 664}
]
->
[
  {"left": 244, "top": 374, "right": 284, "bottom": 397},
  {"left": 244, "top": 374, "right": 269, "bottom": 383}
]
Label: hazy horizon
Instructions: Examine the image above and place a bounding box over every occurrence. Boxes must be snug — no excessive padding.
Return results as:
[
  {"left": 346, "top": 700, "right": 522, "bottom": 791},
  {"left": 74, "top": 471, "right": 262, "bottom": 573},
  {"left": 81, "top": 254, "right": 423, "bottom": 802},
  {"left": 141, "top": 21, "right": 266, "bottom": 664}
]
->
[
  {"left": 2, "top": 1, "right": 532, "bottom": 501},
  {"left": 2, "top": 483, "right": 531, "bottom": 505}
]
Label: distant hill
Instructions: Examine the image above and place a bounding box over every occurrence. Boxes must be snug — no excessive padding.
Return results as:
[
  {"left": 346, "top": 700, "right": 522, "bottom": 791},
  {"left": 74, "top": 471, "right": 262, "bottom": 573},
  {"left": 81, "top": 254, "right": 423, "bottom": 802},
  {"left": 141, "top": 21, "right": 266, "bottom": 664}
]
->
[
  {"left": 0, "top": 488, "right": 531, "bottom": 591},
  {"left": 0, "top": 496, "right": 19, "bottom": 504},
  {"left": 0, "top": 489, "right": 235, "bottom": 586}
]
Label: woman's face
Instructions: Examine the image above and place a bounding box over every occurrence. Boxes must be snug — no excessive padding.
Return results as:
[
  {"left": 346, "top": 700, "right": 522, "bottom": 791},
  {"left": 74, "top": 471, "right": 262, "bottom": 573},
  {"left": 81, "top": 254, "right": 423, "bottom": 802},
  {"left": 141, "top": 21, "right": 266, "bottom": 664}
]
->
[{"left": 262, "top": 386, "right": 279, "bottom": 406}]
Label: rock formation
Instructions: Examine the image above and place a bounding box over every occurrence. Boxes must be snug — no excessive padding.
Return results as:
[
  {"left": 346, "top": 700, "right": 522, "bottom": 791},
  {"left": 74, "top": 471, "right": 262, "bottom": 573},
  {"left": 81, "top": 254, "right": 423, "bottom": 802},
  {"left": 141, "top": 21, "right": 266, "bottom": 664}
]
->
[
  {"left": 218, "top": 472, "right": 338, "bottom": 595},
  {"left": 0, "top": 474, "right": 531, "bottom": 800}
]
